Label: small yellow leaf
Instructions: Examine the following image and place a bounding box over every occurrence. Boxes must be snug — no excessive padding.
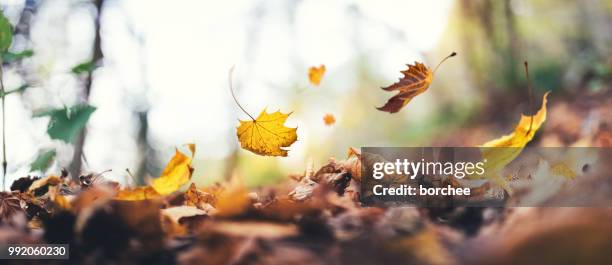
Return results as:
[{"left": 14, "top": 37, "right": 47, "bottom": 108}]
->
[
  {"left": 308, "top": 64, "right": 325, "bottom": 86},
  {"left": 151, "top": 148, "right": 194, "bottom": 195},
  {"left": 237, "top": 109, "right": 298, "bottom": 157},
  {"left": 323, "top": 113, "right": 336, "bottom": 126}
]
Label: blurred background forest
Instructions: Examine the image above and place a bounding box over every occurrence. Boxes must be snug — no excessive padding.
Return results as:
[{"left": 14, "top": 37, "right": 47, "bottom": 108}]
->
[{"left": 0, "top": 0, "right": 610, "bottom": 189}]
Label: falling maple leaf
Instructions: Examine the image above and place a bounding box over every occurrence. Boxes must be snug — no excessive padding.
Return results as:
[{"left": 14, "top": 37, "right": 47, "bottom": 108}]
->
[
  {"left": 308, "top": 64, "right": 326, "bottom": 86},
  {"left": 378, "top": 52, "right": 456, "bottom": 113},
  {"left": 237, "top": 109, "right": 297, "bottom": 156},
  {"left": 229, "top": 67, "right": 298, "bottom": 157},
  {"left": 323, "top": 113, "right": 336, "bottom": 126}
]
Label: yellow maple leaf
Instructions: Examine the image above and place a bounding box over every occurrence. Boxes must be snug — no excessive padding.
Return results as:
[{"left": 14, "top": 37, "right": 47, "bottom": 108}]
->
[
  {"left": 151, "top": 147, "right": 195, "bottom": 195},
  {"left": 229, "top": 67, "right": 298, "bottom": 157},
  {"left": 308, "top": 64, "right": 325, "bottom": 86},
  {"left": 237, "top": 109, "right": 298, "bottom": 157}
]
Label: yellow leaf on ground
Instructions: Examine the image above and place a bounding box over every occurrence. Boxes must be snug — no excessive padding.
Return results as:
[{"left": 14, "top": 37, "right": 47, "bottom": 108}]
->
[
  {"left": 237, "top": 109, "right": 298, "bottom": 157},
  {"left": 151, "top": 148, "right": 194, "bottom": 195},
  {"left": 115, "top": 186, "right": 161, "bottom": 201},
  {"left": 184, "top": 183, "right": 215, "bottom": 210},
  {"left": 308, "top": 64, "right": 325, "bottom": 86}
]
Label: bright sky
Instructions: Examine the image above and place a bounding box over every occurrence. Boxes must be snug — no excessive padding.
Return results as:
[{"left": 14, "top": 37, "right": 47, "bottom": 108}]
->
[{"left": 1, "top": 0, "right": 453, "bottom": 188}]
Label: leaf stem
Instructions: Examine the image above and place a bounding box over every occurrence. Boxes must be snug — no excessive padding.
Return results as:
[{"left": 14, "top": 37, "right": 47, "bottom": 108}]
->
[
  {"left": 432, "top": 51, "right": 457, "bottom": 75},
  {"left": 524, "top": 61, "right": 534, "bottom": 136},
  {"left": 0, "top": 59, "right": 6, "bottom": 190},
  {"left": 228, "top": 66, "right": 255, "bottom": 120}
]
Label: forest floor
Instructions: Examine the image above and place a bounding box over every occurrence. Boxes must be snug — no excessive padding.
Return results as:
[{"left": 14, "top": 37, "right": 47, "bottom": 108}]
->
[{"left": 1, "top": 88, "right": 612, "bottom": 265}]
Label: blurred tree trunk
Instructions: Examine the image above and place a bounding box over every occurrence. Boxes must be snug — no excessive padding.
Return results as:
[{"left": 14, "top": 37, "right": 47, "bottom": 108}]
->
[
  {"left": 503, "top": 0, "right": 519, "bottom": 90},
  {"left": 460, "top": 0, "right": 520, "bottom": 90},
  {"left": 69, "top": 0, "right": 104, "bottom": 179},
  {"left": 135, "top": 111, "right": 149, "bottom": 185}
]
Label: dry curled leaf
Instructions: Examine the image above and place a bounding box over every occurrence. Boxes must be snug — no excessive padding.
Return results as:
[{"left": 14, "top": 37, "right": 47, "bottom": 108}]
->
[
  {"left": 0, "top": 192, "right": 23, "bottom": 222},
  {"left": 378, "top": 52, "right": 455, "bottom": 113},
  {"left": 323, "top": 113, "right": 336, "bottom": 126},
  {"left": 237, "top": 109, "right": 298, "bottom": 157},
  {"left": 308, "top": 64, "right": 325, "bottom": 86},
  {"left": 184, "top": 183, "right": 215, "bottom": 210}
]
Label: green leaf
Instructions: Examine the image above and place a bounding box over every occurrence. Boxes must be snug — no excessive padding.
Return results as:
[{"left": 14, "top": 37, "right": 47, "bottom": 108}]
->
[
  {"left": 34, "top": 105, "right": 97, "bottom": 143},
  {"left": 0, "top": 84, "right": 28, "bottom": 97},
  {"left": 2, "top": 50, "right": 33, "bottom": 63},
  {"left": 71, "top": 60, "right": 97, "bottom": 75},
  {"left": 0, "top": 11, "right": 12, "bottom": 53},
  {"left": 30, "top": 149, "right": 56, "bottom": 172}
]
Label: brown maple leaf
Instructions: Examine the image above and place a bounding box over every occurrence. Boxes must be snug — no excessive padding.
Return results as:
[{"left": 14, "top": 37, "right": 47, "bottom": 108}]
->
[{"left": 378, "top": 52, "right": 456, "bottom": 113}]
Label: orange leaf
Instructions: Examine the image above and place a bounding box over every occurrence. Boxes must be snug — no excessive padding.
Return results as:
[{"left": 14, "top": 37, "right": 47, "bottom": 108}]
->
[
  {"left": 323, "top": 113, "right": 336, "bottom": 126},
  {"left": 308, "top": 64, "right": 325, "bottom": 86}
]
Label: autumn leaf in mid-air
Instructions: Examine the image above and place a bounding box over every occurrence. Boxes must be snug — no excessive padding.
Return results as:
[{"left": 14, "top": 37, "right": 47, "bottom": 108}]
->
[
  {"left": 482, "top": 92, "right": 550, "bottom": 148},
  {"left": 229, "top": 67, "right": 298, "bottom": 157},
  {"left": 378, "top": 52, "right": 456, "bottom": 113},
  {"left": 480, "top": 92, "right": 550, "bottom": 192},
  {"left": 308, "top": 65, "right": 325, "bottom": 86},
  {"left": 237, "top": 109, "right": 298, "bottom": 156},
  {"left": 323, "top": 113, "right": 335, "bottom": 126}
]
